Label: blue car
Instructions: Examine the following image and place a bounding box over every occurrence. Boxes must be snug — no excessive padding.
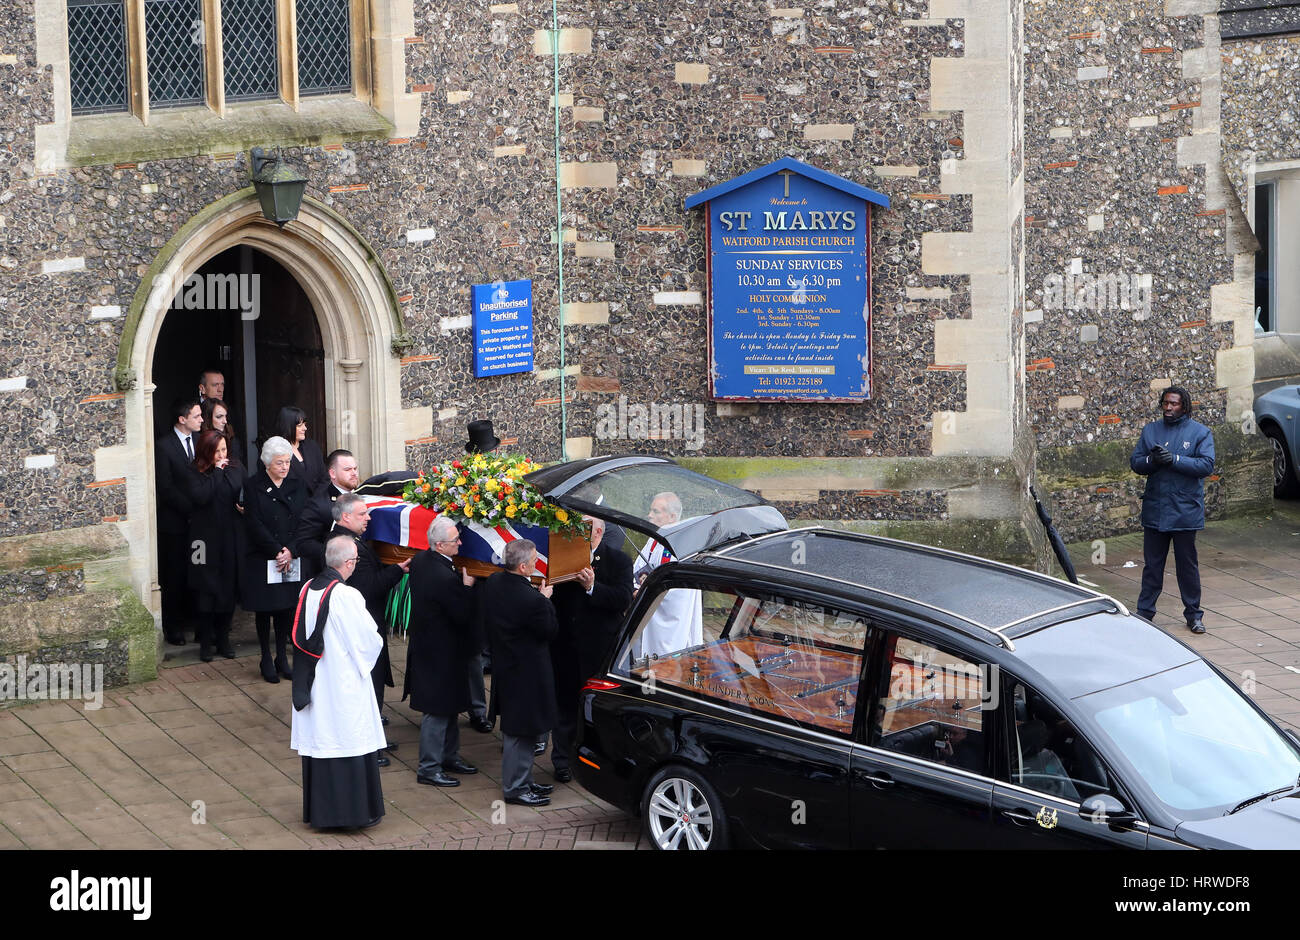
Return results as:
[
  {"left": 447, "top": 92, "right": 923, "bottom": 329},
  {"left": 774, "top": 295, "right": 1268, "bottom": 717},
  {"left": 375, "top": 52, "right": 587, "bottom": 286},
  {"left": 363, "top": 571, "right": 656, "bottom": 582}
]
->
[{"left": 1255, "top": 385, "right": 1300, "bottom": 497}]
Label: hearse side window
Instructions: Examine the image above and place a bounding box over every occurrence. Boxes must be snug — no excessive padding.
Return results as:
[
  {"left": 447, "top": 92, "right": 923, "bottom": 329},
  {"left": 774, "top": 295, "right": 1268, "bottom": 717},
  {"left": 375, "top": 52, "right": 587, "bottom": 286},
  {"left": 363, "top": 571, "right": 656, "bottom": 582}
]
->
[
  {"left": 613, "top": 585, "right": 870, "bottom": 736},
  {"left": 871, "top": 634, "right": 987, "bottom": 773},
  {"left": 1004, "top": 682, "right": 1116, "bottom": 806}
]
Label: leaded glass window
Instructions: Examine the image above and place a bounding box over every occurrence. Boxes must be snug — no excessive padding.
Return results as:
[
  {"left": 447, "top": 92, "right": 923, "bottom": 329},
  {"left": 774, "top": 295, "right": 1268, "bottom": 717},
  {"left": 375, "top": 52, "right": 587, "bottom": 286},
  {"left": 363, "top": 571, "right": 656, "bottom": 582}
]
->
[
  {"left": 297, "top": 0, "right": 352, "bottom": 96},
  {"left": 145, "top": 0, "right": 205, "bottom": 108},
  {"left": 68, "top": 0, "right": 129, "bottom": 115},
  {"left": 222, "top": 0, "right": 279, "bottom": 101}
]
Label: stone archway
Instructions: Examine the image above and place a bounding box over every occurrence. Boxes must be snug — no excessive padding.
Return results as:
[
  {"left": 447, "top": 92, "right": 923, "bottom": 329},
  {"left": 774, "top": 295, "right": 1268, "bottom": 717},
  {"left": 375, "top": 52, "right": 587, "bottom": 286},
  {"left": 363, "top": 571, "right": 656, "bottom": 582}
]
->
[{"left": 100, "top": 189, "right": 424, "bottom": 619}]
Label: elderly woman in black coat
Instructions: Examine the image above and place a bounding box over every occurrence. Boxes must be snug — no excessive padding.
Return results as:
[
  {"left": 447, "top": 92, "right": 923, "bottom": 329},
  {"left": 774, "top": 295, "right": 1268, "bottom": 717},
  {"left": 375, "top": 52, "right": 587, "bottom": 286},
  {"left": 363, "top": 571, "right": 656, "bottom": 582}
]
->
[
  {"left": 184, "top": 429, "right": 243, "bottom": 661},
  {"left": 241, "top": 435, "right": 307, "bottom": 683}
]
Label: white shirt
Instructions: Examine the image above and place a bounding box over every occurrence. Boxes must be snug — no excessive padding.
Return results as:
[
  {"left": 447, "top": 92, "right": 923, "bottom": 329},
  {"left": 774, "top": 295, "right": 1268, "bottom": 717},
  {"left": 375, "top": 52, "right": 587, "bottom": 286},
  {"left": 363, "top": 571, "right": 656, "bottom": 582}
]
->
[
  {"left": 173, "top": 425, "right": 194, "bottom": 460},
  {"left": 633, "top": 540, "right": 702, "bottom": 657},
  {"left": 290, "top": 582, "right": 386, "bottom": 759}
]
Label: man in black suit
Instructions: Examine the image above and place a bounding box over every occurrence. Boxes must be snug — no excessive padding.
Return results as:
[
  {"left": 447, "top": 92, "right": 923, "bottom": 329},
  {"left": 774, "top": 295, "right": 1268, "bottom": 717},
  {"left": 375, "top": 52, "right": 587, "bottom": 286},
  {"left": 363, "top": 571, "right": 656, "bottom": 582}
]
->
[
  {"left": 482, "top": 539, "right": 557, "bottom": 807},
  {"left": 549, "top": 516, "right": 633, "bottom": 782},
  {"left": 295, "top": 449, "right": 361, "bottom": 578},
  {"left": 197, "top": 368, "right": 225, "bottom": 405},
  {"left": 155, "top": 397, "right": 203, "bottom": 645},
  {"left": 329, "top": 493, "right": 408, "bottom": 765},
  {"left": 403, "top": 517, "right": 480, "bottom": 787}
]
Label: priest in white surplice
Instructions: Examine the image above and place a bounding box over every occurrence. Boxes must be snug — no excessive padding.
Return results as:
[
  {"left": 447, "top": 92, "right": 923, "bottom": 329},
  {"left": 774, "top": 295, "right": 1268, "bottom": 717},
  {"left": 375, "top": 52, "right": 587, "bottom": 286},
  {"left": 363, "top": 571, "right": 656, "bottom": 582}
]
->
[
  {"left": 291, "top": 535, "right": 387, "bottom": 829},
  {"left": 633, "top": 492, "right": 703, "bottom": 657}
]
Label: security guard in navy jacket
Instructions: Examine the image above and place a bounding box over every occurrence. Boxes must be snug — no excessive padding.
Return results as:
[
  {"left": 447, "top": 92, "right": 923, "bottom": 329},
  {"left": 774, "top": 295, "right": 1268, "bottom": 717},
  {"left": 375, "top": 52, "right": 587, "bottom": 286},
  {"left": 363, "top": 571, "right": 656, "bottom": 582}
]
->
[{"left": 1129, "top": 385, "right": 1215, "bottom": 633}]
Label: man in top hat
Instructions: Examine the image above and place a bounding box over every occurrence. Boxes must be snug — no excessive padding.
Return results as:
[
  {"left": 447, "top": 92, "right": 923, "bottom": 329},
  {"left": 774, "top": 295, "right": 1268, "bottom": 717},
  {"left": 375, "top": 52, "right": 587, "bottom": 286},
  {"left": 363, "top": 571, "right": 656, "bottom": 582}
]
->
[{"left": 462, "top": 419, "right": 499, "bottom": 733}]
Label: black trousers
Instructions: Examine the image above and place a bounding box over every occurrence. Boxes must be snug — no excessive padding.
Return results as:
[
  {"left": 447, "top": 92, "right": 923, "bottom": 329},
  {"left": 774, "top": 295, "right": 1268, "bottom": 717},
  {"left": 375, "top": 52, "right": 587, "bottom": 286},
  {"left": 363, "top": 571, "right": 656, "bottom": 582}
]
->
[
  {"left": 158, "top": 530, "right": 192, "bottom": 640},
  {"left": 1137, "top": 528, "right": 1201, "bottom": 621}
]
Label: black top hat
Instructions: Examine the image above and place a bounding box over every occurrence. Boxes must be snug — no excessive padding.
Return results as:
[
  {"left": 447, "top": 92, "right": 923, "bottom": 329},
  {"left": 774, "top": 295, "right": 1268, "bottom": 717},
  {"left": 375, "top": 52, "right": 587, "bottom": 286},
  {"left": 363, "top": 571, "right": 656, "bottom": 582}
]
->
[{"left": 464, "top": 420, "right": 501, "bottom": 454}]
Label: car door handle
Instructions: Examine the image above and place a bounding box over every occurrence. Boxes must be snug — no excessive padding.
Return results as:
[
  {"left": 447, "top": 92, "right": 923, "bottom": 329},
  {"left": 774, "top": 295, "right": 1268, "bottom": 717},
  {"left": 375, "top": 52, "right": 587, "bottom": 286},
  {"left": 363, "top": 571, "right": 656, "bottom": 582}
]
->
[
  {"left": 1001, "top": 808, "right": 1037, "bottom": 827},
  {"left": 863, "top": 772, "right": 894, "bottom": 789}
]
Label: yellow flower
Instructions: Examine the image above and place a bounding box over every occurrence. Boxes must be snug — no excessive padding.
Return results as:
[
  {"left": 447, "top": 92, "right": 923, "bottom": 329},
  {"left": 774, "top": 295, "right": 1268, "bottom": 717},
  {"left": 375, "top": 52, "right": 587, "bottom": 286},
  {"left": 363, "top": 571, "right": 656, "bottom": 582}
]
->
[
  {"left": 455, "top": 476, "right": 466, "bottom": 486},
  {"left": 464, "top": 506, "right": 474, "bottom": 517},
  {"left": 555, "top": 509, "right": 569, "bottom": 524},
  {"left": 505, "top": 506, "right": 516, "bottom": 518}
]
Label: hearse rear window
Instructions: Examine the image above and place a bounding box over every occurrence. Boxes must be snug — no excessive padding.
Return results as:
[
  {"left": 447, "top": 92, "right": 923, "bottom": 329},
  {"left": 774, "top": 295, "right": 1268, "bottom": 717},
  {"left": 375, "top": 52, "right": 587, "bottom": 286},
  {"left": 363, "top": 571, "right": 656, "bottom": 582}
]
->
[{"left": 614, "top": 586, "right": 871, "bottom": 736}]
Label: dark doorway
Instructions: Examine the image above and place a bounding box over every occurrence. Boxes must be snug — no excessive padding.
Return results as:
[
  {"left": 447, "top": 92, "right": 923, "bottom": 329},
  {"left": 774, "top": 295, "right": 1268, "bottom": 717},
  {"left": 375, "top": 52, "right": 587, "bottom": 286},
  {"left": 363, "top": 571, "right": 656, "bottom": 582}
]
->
[{"left": 151, "top": 246, "right": 327, "bottom": 460}]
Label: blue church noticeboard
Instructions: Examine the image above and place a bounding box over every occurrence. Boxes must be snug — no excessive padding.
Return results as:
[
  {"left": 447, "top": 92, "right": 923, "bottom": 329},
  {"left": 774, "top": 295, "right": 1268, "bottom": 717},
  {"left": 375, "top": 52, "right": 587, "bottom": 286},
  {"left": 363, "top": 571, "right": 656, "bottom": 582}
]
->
[
  {"left": 471, "top": 279, "right": 534, "bottom": 378},
  {"left": 686, "top": 158, "right": 888, "bottom": 402}
]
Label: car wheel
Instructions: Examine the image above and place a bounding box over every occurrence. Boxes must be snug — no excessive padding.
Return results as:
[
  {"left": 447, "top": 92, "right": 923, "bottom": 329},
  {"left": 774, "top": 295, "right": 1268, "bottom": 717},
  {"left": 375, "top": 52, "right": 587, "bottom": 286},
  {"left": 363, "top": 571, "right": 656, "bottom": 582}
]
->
[
  {"left": 1263, "top": 425, "right": 1300, "bottom": 498},
  {"left": 641, "top": 765, "right": 729, "bottom": 850}
]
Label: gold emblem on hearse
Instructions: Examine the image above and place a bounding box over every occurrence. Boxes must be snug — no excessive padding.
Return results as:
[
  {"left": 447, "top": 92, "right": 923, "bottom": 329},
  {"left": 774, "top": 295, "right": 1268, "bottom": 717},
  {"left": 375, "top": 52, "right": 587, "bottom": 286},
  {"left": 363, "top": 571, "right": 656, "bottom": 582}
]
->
[{"left": 1035, "top": 806, "right": 1058, "bottom": 829}]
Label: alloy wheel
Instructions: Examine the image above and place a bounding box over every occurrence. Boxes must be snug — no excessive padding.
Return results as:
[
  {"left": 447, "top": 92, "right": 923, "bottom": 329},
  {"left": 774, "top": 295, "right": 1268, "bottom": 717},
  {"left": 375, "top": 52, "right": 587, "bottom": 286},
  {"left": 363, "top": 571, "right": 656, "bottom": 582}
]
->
[{"left": 646, "top": 777, "right": 715, "bottom": 849}]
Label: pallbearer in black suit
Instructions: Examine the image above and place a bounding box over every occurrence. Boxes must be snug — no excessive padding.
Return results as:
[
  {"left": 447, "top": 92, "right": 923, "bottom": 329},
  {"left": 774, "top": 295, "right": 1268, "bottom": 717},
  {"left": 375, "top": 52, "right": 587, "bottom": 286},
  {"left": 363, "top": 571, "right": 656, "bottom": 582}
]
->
[
  {"left": 328, "top": 493, "right": 409, "bottom": 764},
  {"left": 156, "top": 397, "right": 203, "bottom": 646},
  {"left": 402, "top": 517, "right": 480, "bottom": 787},
  {"left": 294, "top": 449, "right": 361, "bottom": 578},
  {"left": 549, "top": 516, "right": 634, "bottom": 782},
  {"left": 483, "top": 539, "right": 557, "bottom": 807},
  {"left": 183, "top": 430, "right": 243, "bottom": 661}
]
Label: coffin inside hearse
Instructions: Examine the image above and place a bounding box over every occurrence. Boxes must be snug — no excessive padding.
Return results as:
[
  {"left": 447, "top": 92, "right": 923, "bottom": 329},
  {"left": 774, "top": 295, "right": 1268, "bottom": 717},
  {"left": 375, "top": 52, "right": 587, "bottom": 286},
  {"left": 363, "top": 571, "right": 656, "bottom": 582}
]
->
[{"left": 611, "top": 587, "right": 984, "bottom": 755}]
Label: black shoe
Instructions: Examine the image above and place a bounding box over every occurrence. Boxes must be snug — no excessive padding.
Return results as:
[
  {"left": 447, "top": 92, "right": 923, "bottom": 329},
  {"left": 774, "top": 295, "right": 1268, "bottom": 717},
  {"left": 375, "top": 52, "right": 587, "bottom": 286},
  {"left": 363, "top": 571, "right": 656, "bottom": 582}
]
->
[
  {"left": 1189, "top": 617, "right": 1206, "bottom": 634},
  {"left": 533, "top": 741, "right": 547, "bottom": 756},
  {"left": 260, "top": 656, "right": 279, "bottom": 683},
  {"left": 504, "top": 791, "right": 550, "bottom": 807},
  {"left": 445, "top": 759, "right": 478, "bottom": 775},
  {"left": 381, "top": 716, "right": 390, "bottom": 726},
  {"left": 553, "top": 768, "right": 573, "bottom": 783},
  {"left": 469, "top": 716, "right": 494, "bottom": 734},
  {"left": 219, "top": 645, "right": 236, "bottom": 659},
  {"left": 377, "top": 755, "right": 391, "bottom": 768},
  {"left": 199, "top": 646, "right": 215, "bottom": 663},
  {"left": 384, "top": 741, "right": 398, "bottom": 752},
  {"left": 275, "top": 657, "right": 293, "bottom": 679},
  {"left": 165, "top": 632, "right": 186, "bottom": 647},
  {"left": 1136, "top": 610, "right": 1156, "bottom": 622},
  {"left": 529, "top": 782, "right": 554, "bottom": 795},
  {"left": 417, "top": 772, "right": 460, "bottom": 787}
]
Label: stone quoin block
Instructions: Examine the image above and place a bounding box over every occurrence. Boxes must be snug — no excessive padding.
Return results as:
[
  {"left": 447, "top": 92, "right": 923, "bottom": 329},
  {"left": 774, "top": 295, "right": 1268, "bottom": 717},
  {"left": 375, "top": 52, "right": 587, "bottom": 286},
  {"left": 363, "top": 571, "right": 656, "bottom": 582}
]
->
[
  {"left": 671, "top": 159, "right": 707, "bottom": 177},
  {"left": 559, "top": 162, "right": 618, "bottom": 188},
  {"left": 533, "top": 28, "right": 592, "bottom": 56},
  {"left": 675, "top": 63, "right": 709, "bottom": 84},
  {"left": 561, "top": 302, "right": 610, "bottom": 325},
  {"left": 804, "top": 123, "right": 855, "bottom": 141}
]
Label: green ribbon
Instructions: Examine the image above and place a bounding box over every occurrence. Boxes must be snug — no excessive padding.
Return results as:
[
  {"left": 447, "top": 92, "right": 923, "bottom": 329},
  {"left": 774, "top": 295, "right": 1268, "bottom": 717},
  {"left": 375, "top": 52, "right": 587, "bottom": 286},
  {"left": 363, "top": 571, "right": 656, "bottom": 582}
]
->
[{"left": 385, "top": 572, "right": 412, "bottom": 638}]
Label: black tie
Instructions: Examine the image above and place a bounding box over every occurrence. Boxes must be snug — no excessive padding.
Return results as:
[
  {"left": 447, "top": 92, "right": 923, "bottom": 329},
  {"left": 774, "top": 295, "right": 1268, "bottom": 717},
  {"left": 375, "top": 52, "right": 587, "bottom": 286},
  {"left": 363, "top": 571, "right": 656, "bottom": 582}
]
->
[{"left": 185, "top": 436, "right": 194, "bottom": 462}]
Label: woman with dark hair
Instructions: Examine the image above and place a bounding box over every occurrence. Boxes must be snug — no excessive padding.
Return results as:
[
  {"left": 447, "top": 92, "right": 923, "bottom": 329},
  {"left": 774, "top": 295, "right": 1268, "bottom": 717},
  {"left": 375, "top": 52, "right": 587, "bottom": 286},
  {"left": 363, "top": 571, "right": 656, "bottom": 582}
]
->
[
  {"left": 185, "top": 429, "right": 242, "bottom": 661},
  {"left": 201, "top": 397, "right": 243, "bottom": 471},
  {"left": 241, "top": 435, "right": 308, "bottom": 682},
  {"left": 275, "top": 405, "right": 329, "bottom": 498}
]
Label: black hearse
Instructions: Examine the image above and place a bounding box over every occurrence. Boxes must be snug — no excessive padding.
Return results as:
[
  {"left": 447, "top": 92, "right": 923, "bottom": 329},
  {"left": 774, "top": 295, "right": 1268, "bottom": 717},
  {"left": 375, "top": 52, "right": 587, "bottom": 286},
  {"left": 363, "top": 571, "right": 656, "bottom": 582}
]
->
[{"left": 527, "top": 456, "right": 1300, "bottom": 849}]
